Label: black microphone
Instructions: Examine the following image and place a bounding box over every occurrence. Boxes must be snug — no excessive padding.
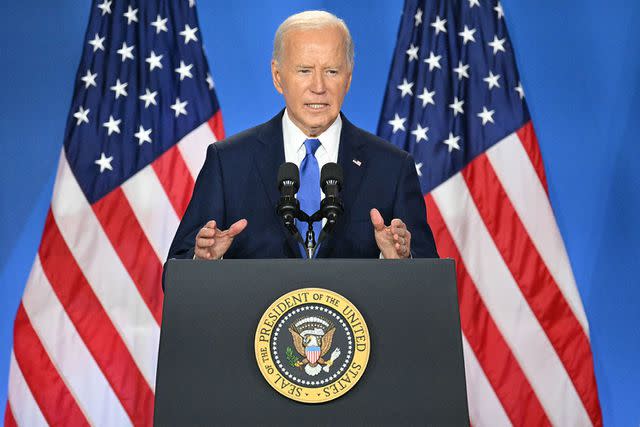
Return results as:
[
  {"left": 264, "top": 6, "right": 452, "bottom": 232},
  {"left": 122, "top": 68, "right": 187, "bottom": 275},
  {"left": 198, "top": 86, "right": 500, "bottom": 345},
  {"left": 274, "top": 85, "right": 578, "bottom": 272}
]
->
[
  {"left": 276, "top": 163, "right": 301, "bottom": 233},
  {"left": 320, "top": 163, "right": 344, "bottom": 228}
]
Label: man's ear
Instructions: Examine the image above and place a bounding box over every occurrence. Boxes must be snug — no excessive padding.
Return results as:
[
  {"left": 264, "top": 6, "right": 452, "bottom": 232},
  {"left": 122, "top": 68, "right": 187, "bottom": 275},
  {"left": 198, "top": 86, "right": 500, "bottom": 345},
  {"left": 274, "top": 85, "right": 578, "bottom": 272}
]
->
[{"left": 271, "top": 60, "right": 284, "bottom": 94}]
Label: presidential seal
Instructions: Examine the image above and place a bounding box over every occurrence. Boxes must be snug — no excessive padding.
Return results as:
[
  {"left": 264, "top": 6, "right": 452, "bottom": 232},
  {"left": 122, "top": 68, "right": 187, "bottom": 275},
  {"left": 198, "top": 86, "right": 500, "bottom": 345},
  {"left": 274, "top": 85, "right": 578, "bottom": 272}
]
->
[{"left": 255, "top": 288, "right": 370, "bottom": 404}]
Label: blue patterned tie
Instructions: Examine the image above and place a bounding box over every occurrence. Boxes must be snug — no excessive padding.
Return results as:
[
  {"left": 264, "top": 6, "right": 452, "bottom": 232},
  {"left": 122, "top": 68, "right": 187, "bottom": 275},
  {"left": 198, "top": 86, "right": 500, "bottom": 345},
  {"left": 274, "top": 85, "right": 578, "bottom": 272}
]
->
[{"left": 296, "top": 138, "right": 322, "bottom": 257}]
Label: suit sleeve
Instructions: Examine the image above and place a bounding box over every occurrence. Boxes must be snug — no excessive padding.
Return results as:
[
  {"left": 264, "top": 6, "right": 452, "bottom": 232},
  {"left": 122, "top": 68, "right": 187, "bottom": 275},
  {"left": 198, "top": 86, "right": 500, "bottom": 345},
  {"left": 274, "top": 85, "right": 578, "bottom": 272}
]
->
[
  {"left": 166, "top": 143, "right": 226, "bottom": 260},
  {"left": 393, "top": 153, "right": 439, "bottom": 258}
]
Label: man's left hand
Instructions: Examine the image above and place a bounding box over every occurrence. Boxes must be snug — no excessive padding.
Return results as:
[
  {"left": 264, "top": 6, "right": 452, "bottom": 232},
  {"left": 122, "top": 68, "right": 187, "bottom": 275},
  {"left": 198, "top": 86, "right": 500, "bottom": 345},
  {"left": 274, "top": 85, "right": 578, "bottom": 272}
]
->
[{"left": 370, "top": 208, "right": 411, "bottom": 259}]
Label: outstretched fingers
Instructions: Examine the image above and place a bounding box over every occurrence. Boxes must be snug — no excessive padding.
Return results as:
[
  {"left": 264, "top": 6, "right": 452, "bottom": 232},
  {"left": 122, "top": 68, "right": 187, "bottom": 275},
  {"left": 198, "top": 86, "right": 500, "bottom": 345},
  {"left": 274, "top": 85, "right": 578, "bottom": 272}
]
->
[
  {"left": 227, "top": 218, "right": 248, "bottom": 237},
  {"left": 369, "top": 208, "right": 386, "bottom": 232}
]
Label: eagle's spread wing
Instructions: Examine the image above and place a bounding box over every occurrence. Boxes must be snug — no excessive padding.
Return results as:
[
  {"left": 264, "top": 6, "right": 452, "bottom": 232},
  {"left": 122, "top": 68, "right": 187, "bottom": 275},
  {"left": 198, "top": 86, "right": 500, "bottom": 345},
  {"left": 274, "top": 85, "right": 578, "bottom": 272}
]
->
[
  {"left": 320, "top": 327, "right": 336, "bottom": 356},
  {"left": 289, "top": 327, "right": 306, "bottom": 356}
]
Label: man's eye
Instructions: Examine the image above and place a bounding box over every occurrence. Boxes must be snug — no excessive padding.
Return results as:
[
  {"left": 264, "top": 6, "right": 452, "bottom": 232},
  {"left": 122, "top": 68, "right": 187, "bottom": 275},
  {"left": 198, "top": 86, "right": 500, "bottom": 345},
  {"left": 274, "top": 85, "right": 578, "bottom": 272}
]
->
[
  {"left": 326, "top": 70, "right": 338, "bottom": 75},
  {"left": 298, "top": 69, "right": 311, "bottom": 74}
]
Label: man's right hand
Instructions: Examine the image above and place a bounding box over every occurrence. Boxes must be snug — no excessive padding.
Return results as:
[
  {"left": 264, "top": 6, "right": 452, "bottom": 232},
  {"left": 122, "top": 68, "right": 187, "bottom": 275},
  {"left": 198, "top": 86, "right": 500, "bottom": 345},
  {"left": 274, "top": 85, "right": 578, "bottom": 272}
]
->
[{"left": 194, "top": 219, "right": 248, "bottom": 260}]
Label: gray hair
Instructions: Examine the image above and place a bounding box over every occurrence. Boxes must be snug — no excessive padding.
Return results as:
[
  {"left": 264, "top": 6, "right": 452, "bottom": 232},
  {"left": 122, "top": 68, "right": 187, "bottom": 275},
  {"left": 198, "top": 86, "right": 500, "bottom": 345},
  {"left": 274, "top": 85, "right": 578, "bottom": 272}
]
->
[{"left": 273, "top": 10, "right": 354, "bottom": 70}]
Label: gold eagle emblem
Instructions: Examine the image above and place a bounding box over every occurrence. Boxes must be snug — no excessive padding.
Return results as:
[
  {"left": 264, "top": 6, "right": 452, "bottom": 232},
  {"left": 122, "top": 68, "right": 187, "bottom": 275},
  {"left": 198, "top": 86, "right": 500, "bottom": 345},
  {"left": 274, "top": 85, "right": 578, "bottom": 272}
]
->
[{"left": 288, "top": 317, "right": 341, "bottom": 376}]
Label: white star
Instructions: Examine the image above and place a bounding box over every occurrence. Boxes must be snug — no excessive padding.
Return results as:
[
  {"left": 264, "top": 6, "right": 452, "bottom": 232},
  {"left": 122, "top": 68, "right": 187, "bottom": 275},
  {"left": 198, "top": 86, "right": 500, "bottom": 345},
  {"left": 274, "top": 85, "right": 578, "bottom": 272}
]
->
[
  {"left": 411, "top": 123, "right": 429, "bottom": 143},
  {"left": 477, "top": 106, "right": 496, "bottom": 125},
  {"left": 468, "top": 0, "right": 481, "bottom": 7},
  {"left": 151, "top": 14, "right": 168, "bottom": 34},
  {"left": 515, "top": 82, "right": 525, "bottom": 99},
  {"left": 495, "top": 2, "right": 505, "bottom": 19},
  {"left": 417, "top": 87, "right": 436, "bottom": 107},
  {"left": 424, "top": 51, "right": 442, "bottom": 71},
  {"left": 139, "top": 88, "right": 158, "bottom": 108},
  {"left": 431, "top": 16, "right": 447, "bottom": 34},
  {"left": 73, "top": 106, "right": 89, "bottom": 126},
  {"left": 116, "top": 42, "right": 134, "bottom": 62},
  {"left": 397, "top": 78, "right": 414, "bottom": 98},
  {"left": 123, "top": 5, "right": 138, "bottom": 25},
  {"left": 449, "top": 97, "right": 465, "bottom": 116},
  {"left": 189, "top": 0, "right": 196, "bottom": 7},
  {"left": 488, "top": 35, "right": 507, "bottom": 55},
  {"left": 206, "top": 73, "right": 214, "bottom": 90},
  {"left": 97, "top": 0, "right": 112, "bottom": 16},
  {"left": 388, "top": 113, "right": 406, "bottom": 133},
  {"left": 484, "top": 71, "right": 501, "bottom": 90},
  {"left": 414, "top": 8, "right": 423, "bottom": 26},
  {"left": 171, "top": 97, "right": 188, "bottom": 117},
  {"left": 453, "top": 61, "right": 470, "bottom": 80},
  {"left": 88, "top": 33, "right": 105, "bottom": 52},
  {"left": 458, "top": 25, "right": 477, "bottom": 45},
  {"left": 174, "top": 61, "right": 194, "bottom": 81},
  {"left": 134, "top": 125, "right": 152, "bottom": 145},
  {"left": 110, "top": 79, "right": 128, "bottom": 99},
  {"left": 406, "top": 44, "right": 419, "bottom": 62},
  {"left": 179, "top": 24, "right": 199, "bottom": 44},
  {"left": 146, "top": 50, "right": 163, "bottom": 71},
  {"left": 80, "top": 70, "right": 97, "bottom": 89},
  {"left": 415, "top": 162, "right": 423, "bottom": 177},
  {"left": 95, "top": 153, "right": 113, "bottom": 173},
  {"left": 102, "top": 115, "right": 121, "bottom": 135},
  {"left": 442, "top": 133, "right": 461, "bottom": 152}
]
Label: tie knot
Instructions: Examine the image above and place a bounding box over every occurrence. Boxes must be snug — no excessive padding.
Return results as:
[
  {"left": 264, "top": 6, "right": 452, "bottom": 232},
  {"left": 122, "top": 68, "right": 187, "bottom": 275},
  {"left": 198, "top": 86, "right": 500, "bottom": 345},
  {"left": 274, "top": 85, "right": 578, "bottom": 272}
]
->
[{"left": 304, "top": 138, "right": 321, "bottom": 156}]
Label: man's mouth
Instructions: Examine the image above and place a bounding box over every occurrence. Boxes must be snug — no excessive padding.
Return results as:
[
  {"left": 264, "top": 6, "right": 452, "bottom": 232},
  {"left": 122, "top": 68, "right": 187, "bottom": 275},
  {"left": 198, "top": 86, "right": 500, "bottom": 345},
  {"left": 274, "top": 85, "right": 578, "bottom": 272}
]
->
[{"left": 305, "top": 103, "right": 329, "bottom": 110}]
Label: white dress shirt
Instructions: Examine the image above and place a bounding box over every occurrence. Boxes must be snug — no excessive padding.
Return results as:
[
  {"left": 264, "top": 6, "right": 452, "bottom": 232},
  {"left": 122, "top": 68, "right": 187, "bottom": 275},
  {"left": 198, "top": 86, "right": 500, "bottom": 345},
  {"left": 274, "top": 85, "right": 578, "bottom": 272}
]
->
[
  {"left": 282, "top": 109, "right": 341, "bottom": 180},
  {"left": 281, "top": 110, "right": 391, "bottom": 258},
  {"left": 282, "top": 108, "right": 342, "bottom": 231}
]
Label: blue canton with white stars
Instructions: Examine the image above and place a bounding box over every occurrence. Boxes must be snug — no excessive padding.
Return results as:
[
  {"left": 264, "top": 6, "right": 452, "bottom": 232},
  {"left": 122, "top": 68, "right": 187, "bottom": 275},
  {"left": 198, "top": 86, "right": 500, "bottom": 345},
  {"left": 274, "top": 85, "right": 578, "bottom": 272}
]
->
[
  {"left": 65, "top": 0, "right": 221, "bottom": 204},
  {"left": 377, "top": 0, "right": 530, "bottom": 194}
]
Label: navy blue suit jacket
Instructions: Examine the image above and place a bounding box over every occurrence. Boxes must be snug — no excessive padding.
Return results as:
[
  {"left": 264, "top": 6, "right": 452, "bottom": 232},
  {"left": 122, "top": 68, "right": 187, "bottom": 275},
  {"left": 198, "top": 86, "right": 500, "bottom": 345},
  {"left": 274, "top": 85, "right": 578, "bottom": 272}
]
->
[{"left": 167, "top": 111, "right": 438, "bottom": 260}]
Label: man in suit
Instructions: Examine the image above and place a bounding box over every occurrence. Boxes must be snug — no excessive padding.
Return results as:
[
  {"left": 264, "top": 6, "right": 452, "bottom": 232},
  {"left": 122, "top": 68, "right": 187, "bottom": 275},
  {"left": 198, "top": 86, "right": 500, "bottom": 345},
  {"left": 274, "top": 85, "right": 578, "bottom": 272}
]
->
[{"left": 168, "top": 10, "right": 438, "bottom": 261}]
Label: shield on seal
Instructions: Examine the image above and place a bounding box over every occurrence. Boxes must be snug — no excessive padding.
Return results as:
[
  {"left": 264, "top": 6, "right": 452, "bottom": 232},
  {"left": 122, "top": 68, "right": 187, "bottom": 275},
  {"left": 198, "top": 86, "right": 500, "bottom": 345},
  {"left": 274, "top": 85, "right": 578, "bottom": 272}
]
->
[{"left": 305, "top": 346, "right": 321, "bottom": 364}]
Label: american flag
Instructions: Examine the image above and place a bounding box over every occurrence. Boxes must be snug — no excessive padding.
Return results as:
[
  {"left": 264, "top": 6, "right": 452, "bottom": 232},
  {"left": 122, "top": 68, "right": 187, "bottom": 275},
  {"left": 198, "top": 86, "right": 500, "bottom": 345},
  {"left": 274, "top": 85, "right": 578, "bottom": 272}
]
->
[
  {"left": 4, "top": 1, "right": 223, "bottom": 425},
  {"left": 378, "top": 1, "right": 602, "bottom": 425}
]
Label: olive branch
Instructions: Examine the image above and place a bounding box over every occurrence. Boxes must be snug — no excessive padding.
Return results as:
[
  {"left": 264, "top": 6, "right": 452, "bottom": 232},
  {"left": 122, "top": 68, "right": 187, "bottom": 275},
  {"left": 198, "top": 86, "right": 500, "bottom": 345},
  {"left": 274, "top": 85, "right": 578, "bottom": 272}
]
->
[{"left": 286, "top": 346, "right": 300, "bottom": 367}]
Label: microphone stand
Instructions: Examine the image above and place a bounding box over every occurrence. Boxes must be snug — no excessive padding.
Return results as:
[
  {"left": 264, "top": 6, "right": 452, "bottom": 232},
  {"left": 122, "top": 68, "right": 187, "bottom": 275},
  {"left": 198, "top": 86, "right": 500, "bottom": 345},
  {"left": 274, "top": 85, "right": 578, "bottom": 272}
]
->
[
  {"left": 277, "top": 162, "right": 344, "bottom": 259},
  {"left": 297, "top": 192, "right": 343, "bottom": 259},
  {"left": 277, "top": 204, "right": 321, "bottom": 260},
  {"left": 293, "top": 210, "right": 318, "bottom": 259},
  {"left": 304, "top": 224, "right": 316, "bottom": 259},
  {"left": 301, "top": 211, "right": 326, "bottom": 259}
]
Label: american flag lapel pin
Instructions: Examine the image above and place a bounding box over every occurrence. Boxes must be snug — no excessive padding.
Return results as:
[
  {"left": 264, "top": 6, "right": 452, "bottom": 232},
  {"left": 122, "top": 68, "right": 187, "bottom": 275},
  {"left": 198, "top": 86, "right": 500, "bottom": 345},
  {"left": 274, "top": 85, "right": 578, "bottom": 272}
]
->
[{"left": 352, "top": 159, "right": 362, "bottom": 167}]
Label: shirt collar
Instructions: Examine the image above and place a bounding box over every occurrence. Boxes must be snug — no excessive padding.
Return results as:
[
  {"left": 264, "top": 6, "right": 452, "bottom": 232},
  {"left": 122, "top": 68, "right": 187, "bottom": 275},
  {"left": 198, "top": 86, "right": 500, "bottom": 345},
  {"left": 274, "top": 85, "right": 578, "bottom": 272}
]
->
[{"left": 282, "top": 109, "right": 342, "bottom": 156}]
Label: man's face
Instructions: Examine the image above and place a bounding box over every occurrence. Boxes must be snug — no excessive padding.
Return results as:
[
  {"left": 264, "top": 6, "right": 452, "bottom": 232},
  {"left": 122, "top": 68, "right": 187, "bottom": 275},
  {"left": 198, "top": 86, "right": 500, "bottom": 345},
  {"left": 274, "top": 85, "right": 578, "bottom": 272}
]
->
[{"left": 271, "top": 25, "right": 352, "bottom": 137}]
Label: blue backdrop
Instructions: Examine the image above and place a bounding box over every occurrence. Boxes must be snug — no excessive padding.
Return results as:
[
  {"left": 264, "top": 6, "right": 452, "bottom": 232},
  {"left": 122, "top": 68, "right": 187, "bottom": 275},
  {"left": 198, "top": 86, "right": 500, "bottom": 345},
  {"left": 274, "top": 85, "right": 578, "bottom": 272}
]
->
[{"left": 1, "top": 1, "right": 638, "bottom": 425}]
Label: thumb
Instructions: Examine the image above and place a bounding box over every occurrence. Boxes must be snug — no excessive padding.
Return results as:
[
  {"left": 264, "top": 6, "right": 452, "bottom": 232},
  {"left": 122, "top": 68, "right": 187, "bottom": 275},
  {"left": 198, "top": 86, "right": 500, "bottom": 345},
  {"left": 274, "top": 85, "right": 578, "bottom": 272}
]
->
[
  {"left": 369, "top": 208, "right": 386, "bottom": 232},
  {"left": 227, "top": 218, "right": 248, "bottom": 237}
]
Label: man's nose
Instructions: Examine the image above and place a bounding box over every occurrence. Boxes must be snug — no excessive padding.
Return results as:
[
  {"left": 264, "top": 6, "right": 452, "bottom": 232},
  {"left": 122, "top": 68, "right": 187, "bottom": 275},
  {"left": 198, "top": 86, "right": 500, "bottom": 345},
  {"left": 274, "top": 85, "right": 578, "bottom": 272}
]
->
[{"left": 311, "top": 71, "right": 326, "bottom": 93}]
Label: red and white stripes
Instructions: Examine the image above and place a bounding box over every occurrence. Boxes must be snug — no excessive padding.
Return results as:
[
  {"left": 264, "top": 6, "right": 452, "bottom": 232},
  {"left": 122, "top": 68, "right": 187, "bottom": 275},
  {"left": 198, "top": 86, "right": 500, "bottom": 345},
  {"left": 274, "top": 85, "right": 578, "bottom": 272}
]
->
[
  {"left": 426, "top": 122, "right": 602, "bottom": 426},
  {"left": 6, "top": 116, "right": 222, "bottom": 426}
]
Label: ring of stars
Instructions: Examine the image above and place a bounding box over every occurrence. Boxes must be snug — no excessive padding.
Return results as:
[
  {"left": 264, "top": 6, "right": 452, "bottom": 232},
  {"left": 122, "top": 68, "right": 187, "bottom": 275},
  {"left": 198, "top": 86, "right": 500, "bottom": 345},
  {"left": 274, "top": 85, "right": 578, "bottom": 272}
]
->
[{"left": 271, "top": 305, "right": 353, "bottom": 387}]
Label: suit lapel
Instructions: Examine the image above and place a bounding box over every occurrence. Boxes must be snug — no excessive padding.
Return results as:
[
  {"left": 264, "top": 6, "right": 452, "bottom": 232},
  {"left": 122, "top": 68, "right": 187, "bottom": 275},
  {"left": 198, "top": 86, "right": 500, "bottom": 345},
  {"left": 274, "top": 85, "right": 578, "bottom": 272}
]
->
[
  {"left": 317, "top": 114, "right": 367, "bottom": 258},
  {"left": 254, "top": 110, "right": 301, "bottom": 258}
]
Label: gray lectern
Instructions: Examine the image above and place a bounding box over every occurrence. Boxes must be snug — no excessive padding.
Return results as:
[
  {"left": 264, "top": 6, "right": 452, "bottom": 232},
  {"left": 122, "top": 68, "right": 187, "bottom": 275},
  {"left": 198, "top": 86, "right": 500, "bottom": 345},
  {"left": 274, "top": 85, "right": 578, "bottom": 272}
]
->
[{"left": 155, "top": 259, "right": 469, "bottom": 426}]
